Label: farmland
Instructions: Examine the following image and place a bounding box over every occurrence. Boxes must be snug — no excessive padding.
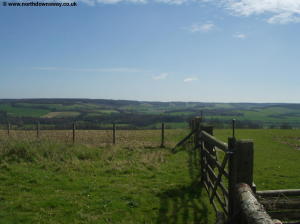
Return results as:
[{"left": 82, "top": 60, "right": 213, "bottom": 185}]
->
[
  {"left": 1, "top": 99, "right": 300, "bottom": 130},
  {"left": 1, "top": 128, "right": 300, "bottom": 223}
]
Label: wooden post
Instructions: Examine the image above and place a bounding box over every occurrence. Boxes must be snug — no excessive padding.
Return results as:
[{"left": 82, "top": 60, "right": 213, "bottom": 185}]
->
[
  {"left": 36, "top": 121, "right": 40, "bottom": 138},
  {"left": 228, "top": 137, "right": 236, "bottom": 221},
  {"left": 7, "top": 122, "right": 10, "bottom": 136},
  {"left": 228, "top": 139, "right": 254, "bottom": 223},
  {"left": 192, "top": 118, "right": 195, "bottom": 131},
  {"left": 72, "top": 122, "right": 76, "bottom": 144},
  {"left": 190, "top": 119, "right": 195, "bottom": 144},
  {"left": 200, "top": 126, "right": 205, "bottom": 184},
  {"left": 236, "top": 183, "right": 274, "bottom": 224},
  {"left": 113, "top": 123, "right": 116, "bottom": 145},
  {"left": 189, "top": 119, "right": 193, "bottom": 130},
  {"left": 194, "top": 117, "right": 202, "bottom": 146},
  {"left": 160, "top": 122, "right": 165, "bottom": 148}
]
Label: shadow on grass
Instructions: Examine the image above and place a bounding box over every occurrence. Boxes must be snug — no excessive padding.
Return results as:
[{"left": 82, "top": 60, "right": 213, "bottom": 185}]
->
[{"left": 157, "top": 142, "right": 211, "bottom": 224}]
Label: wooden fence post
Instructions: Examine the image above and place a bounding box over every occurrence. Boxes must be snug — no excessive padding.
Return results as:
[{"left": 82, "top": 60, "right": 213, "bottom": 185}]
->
[
  {"left": 7, "top": 122, "right": 10, "bottom": 136},
  {"left": 191, "top": 118, "right": 195, "bottom": 130},
  {"left": 160, "top": 122, "right": 165, "bottom": 148},
  {"left": 194, "top": 117, "right": 202, "bottom": 146},
  {"left": 228, "top": 137, "right": 236, "bottom": 221},
  {"left": 73, "top": 122, "right": 76, "bottom": 144},
  {"left": 113, "top": 123, "right": 116, "bottom": 145},
  {"left": 36, "top": 121, "right": 40, "bottom": 139},
  {"left": 228, "top": 139, "right": 254, "bottom": 223},
  {"left": 190, "top": 119, "right": 195, "bottom": 144}
]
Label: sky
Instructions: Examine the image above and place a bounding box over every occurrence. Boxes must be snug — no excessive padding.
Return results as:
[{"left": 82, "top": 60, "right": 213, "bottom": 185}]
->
[{"left": 1, "top": 0, "right": 300, "bottom": 103}]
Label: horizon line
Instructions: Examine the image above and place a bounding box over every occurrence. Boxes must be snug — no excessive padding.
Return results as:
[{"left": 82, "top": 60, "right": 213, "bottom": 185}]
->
[{"left": 0, "top": 98, "right": 299, "bottom": 104}]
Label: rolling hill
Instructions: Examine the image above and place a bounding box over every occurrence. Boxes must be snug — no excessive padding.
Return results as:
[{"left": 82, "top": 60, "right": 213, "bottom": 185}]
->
[{"left": 0, "top": 99, "right": 299, "bottom": 129}]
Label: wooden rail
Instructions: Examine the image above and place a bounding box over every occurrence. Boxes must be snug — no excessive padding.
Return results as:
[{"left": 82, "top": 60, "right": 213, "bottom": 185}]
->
[
  {"left": 201, "top": 130, "right": 228, "bottom": 152},
  {"left": 256, "top": 190, "right": 300, "bottom": 223},
  {"left": 257, "top": 190, "right": 300, "bottom": 197}
]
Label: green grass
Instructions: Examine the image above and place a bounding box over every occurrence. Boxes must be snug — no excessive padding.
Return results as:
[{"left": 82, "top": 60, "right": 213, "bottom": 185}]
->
[
  {"left": 167, "top": 112, "right": 195, "bottom": 116},
  {"left": 148, "top": 122, "right": 189, "bottom": 129},
  {"left": 16, "top": 103, "right": 105, "bottom": 111},
  {"left": 2, "top": 128, "right": 300, "bottom": 223},
  {"left": 0, "top": 104, "right": 50, "bottom": 117},
  {"left": 86, "top": 110, "right": 119, "bottom": 117},
  {"left": 214, "top": 129, "right": 300, "bottom": 190},
  {"left": 42, "top": 111, "right": 81, "bottom": 118},
  {"left": 0, "top": 138, "right": 215, "bottom": 224},
  {"left": 206, "top": 106, "right": 300, "bottom": 125}
]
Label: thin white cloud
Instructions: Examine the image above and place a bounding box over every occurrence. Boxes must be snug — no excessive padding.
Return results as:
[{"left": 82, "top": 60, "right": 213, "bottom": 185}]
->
[
  {"left": 155, "top": 0, "right": 187, "bottom": 5},
  {"left": 32, "top": 67, "right": 58, "bottom": 70},
  {"left": 184, "top": 77, "right": 198, "bottom": 82},
  {"left": 267, "top": 12, "right": 300, "bottom": 24},
  {"left": 186, "top": 22, "right": 216, "bottom": 33},
  {"left": 223, "top": 0, "right": 300, "bottom": 24},
  {"left": 233, "top": 32, "right": 247, "bottom": 39},
  {"left": 153, "top": 73, "right": 168, "bottom": 80},
  {"left": 72, "top": 68, "right": 143, "bottom": 73},
  {"left": 32, "top": 67, "right": 143, "bottom": 73}
]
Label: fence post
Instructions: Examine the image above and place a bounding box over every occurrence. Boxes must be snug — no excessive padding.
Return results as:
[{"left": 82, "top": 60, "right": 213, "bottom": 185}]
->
[
  {"left": 160, "top": 122, "right": 165, "bottom": 148},
  {"left": 228, "top": 139, "right": 254, "bottom": 223},
  {"left": 194, "top": 116, "right": 202, "bottom": 146},
  {"left": 36, "top": 121, "right": 40, "bottom": 139},
  {"left": 191, "top": 118, "right": 195, "bottom": 131},
  {"left": 7, "top": 122, "right": 10, "bottom": 136},
  {"left": 72, "top": 122, "right": 76, "bottom": 144},
  {"left": 228, "top": 137, "right": 236, "bottom": 221},
  {"left": 190, "top": 119, "right": 195, "bottom": 144},
  {"left": 113, "top": 123, "right": 116, "bottom": 145}
]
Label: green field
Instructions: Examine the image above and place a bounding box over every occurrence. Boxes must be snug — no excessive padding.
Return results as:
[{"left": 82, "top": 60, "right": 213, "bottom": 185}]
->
[
  {"left": 0, "top": 104, "right": 50, "bottom": 117},
  {"left": 214, "top": 129, "right": 300, "bottom": 190},
  {"left": 0, "top": 129, "right": 300, "bottom": 223},
  {"left": 42, "top": 112, "right": 81, "bottom": 118},
  {"left": 0, "top": 129, "right": 215, "bottom": 224},
  {"left": 1, "top": 99, "right": 300, "bottom": 129}
]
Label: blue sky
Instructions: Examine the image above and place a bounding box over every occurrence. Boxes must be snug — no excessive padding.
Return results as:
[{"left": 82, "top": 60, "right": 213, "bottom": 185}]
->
[{"left": 1, "top": 0, "right": 300, "bottom": 102}]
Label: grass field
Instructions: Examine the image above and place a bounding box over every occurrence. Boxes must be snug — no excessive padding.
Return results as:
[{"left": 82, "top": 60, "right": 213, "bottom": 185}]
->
[
  {"left": 0, "top": 129, "right": 300, "bottom": 223},
  {"left": 42, "top": 112, "right": 81, "bottom": 118},
  {"left": 214, "top": 129, "right": 300, "bottom": 190},
  {"left": 0, "top": 129, "right": 215, "bottom": 224},
  {"left": 0, "top": 104, "right": 50, "bottom": 117}
]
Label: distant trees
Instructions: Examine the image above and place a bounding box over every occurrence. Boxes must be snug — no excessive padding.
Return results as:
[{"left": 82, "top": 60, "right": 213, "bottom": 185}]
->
[{"left": 280, "top": 123, "right": 292, "bottom": 129}]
